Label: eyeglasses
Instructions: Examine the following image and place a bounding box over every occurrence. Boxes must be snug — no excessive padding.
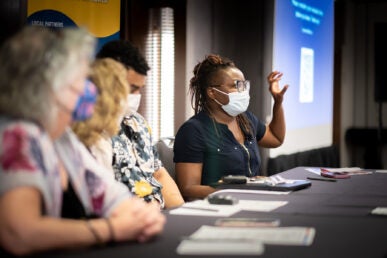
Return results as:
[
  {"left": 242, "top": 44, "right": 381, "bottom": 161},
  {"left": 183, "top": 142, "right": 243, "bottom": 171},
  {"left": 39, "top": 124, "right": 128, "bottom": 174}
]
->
[{"left": 212, "top": 80, "right": 250, "bottom": 92}]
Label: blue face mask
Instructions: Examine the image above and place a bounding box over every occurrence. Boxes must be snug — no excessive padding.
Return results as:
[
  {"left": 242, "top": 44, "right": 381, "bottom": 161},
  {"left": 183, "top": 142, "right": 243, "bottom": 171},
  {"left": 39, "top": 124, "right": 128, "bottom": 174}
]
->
[{"left": 72, "top": 79, "right": 97, "bottom": 121}]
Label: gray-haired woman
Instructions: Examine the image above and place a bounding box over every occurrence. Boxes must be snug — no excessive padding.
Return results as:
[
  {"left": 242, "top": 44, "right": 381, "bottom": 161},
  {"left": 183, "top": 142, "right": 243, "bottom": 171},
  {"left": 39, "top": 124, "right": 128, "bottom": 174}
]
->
[{"left": 0, "top": 26, "right": 165, "bottom": 256}]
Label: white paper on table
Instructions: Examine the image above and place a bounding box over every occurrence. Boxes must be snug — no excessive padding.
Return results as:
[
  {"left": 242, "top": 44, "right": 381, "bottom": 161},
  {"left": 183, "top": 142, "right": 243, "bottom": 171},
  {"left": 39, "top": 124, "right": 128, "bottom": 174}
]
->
[
  {"left": 375, "top": 170, "right": 387, "bottom": 173},
  {"left": 321, "top": 167, "right": 372, "bottom": 175},
  {"left": 188, "top": 225, "right": 316, "bottom": 246},
  {"left": 238, "top": 200, "right": 288, "bottom": 212},
  {"left": 371, "top": 207, "right": 387, "bottom": 215},
  {"left": 169, "top": 200, "right": 241, "bottom": 217},
  {"left": 176, "top": 239, "right": 264, "bottom": 256},
  {"left": 304, "top": 167, "right": 321, "bottom": 175},
  {"left": 305, "top": 167, "right": 372, "bottom": 175},
  {"left": 322, "top": 167, "right": 362, "bottom": 172},
  {"left": 169, "top": 198, "right": 288, "bottom": 216}
]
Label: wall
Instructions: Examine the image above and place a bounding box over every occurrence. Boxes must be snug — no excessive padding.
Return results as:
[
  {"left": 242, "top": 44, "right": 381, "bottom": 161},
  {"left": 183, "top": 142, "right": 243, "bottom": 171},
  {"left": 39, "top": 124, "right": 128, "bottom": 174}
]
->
[
  {"left": 340, "top": 0, "right": 387, "bottom": 169},
  {"left": 185, "top": 0, "right": 212, "bottom": 120},
  {"left": 186, "top": 0, "right": 387, "bottom": 171},
  {"left": 1, "top": 0, "right": 385, "bottom": 170},
  {"left": 185, "top": 0, "right": 265, "bottom": 119},
  {"left": 0, "top": 0, "right": 26, "bottom": 46},
  {"left": 185, "top": 0, "right": 268, "bottom": 173}
]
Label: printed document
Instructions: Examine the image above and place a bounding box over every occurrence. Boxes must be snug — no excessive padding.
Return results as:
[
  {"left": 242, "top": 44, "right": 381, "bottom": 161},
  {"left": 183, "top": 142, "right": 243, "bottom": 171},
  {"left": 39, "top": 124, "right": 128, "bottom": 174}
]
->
[
  {"left": 187, "top": 225, "right": 315, "bottom": 246},
  {"left": 169, "top": 199, "right": 288, "bottom": 216}
]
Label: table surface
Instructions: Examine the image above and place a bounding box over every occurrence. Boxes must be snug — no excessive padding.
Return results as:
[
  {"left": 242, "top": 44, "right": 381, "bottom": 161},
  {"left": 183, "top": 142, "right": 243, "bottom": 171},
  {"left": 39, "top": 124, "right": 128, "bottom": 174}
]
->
[{"left": 4, "top": 167, "right": 387, "bottom": 258}]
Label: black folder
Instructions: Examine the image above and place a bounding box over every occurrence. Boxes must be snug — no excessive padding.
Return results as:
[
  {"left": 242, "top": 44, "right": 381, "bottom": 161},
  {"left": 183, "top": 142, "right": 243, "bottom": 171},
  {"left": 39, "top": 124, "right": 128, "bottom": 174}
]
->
[{"left": 213, "top": 179, "right": 311, "bottom": 192}]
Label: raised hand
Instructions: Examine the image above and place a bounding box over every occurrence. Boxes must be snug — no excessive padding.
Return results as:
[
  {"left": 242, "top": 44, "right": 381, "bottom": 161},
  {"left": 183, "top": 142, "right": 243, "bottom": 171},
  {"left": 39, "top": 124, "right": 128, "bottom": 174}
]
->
[{"left": 267, "top": 71, "right": 288, "bottom": 104}]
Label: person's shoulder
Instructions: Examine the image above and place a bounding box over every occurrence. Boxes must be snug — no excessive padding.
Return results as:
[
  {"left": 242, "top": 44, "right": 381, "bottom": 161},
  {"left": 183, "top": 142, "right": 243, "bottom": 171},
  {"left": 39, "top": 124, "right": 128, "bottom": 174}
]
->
[
  {"left": 178, "top": 112, "right": 209, "bottom": 130},
  {"left": 130, "top": 111, "right": 145, "bottom": 120},
  {"left": 0, "top": 118, "right": 45, "bottom": 138},
  {"left": 56, "top": 127, "right": 83, "bottom": 150},
  {"left": 0, "top": 118, "right": 49, "bottom": 154},
  {"left": 246, "top": 110, "right": 264, "bottom": 123},
  {"left": 175, "top": 112, "right": 212, "bottom": 142},
  {"left": 244, "top": 110, "right": 258, "bottom": 121},
  {"left": 243, "top": 111, "right": 266, "bottom": 137},
  {"left": 122, "top": 112, "right": 153, "bottom": 137},
  {"left": 243, "top": 111, "right": 262, "bottom": 129},
  {"left": 122, "top": 111, "right": 147, "bottom": 126},
  {"left": 111, "top": 132, "right": 127, "bottom": 151}
]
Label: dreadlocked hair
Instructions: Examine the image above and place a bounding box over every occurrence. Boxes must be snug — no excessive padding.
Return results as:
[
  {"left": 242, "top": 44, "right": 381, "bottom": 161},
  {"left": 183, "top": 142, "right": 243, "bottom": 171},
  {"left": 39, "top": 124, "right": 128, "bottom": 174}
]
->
[
  {"left": 189, "top": 54, "right": 253, "bottom": 136},
  {"left": 190, "top": 54, "right": 234, "bottom": 114}
]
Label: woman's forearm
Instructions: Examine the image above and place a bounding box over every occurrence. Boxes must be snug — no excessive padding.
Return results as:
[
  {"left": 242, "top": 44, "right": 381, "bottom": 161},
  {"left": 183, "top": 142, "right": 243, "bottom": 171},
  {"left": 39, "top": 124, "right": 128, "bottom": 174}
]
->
[{"left": 269, "top": 102, "right": 286, "bottom": 144}]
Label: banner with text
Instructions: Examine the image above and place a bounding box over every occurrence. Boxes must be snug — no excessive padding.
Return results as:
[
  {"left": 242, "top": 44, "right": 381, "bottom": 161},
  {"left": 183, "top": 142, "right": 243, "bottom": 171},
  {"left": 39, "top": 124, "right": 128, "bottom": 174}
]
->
[{"left": 27, "top": 0, "right": 120, "bottom": 52}]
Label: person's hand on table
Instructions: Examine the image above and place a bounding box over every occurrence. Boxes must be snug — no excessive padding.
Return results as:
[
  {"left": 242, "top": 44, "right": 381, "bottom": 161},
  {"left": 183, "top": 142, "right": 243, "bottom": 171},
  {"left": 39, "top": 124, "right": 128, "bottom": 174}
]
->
[{"left": 109, "top": 197, "right": 166, "bottom": 243}]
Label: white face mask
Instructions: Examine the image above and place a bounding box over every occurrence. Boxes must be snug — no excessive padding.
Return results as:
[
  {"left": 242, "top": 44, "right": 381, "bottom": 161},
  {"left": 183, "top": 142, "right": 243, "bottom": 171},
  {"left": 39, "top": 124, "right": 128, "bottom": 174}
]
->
[
  {"left": 125, "top": 94, "right": 141, "bottom": 115},
  {"left": 212, "top": 88, "right": 250, "bottom": 117}
]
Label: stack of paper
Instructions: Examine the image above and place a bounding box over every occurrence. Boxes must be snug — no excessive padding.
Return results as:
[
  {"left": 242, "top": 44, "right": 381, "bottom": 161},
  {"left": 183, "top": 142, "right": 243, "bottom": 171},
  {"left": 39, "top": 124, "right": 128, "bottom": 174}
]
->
[
  {"left": 169, "top": 200, "right": 241, "bottom": 217},
  {"left": 176, "top": 225, "right": 315, "bottom": 255},
  {"left": 169, "top": 199, "right": 288, "bottom": 216},
  {"left": 371, "top": 207, "right": 387, "bottom": 216},
  {"left": 305, "top": 167, "right": 372, "bottom": 175},
  {"left": 187, "top": 225, "right": 315, "bottom": 246},
  {"left": 176, "top": 239, "right": 264, "bottom": 256}
]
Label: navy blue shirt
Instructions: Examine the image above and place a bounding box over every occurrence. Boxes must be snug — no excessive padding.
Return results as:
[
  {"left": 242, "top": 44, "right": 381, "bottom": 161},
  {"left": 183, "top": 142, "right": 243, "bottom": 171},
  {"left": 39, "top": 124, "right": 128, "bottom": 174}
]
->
[{"left": 174, "top": 111, "right": 266, "bottom": 185}]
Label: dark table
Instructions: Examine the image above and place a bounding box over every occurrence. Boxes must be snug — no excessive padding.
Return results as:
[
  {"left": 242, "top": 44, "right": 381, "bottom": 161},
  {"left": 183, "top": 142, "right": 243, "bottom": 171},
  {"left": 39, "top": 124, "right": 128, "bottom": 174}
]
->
[{"left": 5, "top": 167, "right": 387, "bottom": 258}]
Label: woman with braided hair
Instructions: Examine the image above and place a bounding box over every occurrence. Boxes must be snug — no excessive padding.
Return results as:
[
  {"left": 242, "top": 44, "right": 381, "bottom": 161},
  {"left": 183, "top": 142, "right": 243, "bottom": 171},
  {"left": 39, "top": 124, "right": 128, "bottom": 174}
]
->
[{"left": 173, "top": 54, "right": 288, "bottom": 200}]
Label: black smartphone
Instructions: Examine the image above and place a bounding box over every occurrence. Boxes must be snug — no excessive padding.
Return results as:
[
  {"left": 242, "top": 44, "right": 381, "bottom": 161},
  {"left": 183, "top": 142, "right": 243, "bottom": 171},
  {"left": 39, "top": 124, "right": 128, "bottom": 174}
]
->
[
  {"left": 207, "top": 195, "right": 238, "bottom": 205},
  {"left": 222, "top": 175, "right": 248, "bottom": 184}
]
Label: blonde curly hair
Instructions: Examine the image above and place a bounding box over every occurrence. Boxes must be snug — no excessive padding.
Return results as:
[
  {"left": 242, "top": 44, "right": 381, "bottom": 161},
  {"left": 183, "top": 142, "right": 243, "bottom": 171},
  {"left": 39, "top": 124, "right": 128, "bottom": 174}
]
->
[{"left": 72, "top": 58, "right": 128, "bottom": 148}]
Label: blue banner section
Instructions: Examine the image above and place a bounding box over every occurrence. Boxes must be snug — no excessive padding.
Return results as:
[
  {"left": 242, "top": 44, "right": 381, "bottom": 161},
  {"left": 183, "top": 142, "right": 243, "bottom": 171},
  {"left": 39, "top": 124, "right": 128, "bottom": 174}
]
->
[
  {"left": 95, "top": 32, "right": 120, "bottom": 53},
  {"left": 27, "top": 9, "right": 120, "bottom": 55},
  {"left": 27, "top": 9, "right": 76, "bottom": 29}
]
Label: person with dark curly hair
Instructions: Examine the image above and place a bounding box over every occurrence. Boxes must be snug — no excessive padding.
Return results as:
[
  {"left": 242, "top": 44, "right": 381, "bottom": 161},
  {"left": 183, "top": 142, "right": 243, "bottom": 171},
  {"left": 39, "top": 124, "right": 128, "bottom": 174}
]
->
[
  {"left": 96, "top": 40, "right": 184, "bottom": 209},
  {"left": 174, "top": 54, "right": 288, "bottom": 200}
]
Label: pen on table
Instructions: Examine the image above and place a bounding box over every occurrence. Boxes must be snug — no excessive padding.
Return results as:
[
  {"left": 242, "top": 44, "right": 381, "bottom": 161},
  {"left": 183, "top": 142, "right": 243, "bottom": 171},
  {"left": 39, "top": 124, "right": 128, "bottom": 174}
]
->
[
  {"left": 179, "top": 206, "right": 219, "bottom": 212},
  {"left": 307, "top": 176, "right": 337, "bottom": 182}
]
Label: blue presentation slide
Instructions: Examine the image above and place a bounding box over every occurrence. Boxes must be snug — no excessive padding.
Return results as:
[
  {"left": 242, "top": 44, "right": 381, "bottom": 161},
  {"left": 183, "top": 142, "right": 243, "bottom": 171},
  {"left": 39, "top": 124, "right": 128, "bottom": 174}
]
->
[{"left": 271, "top": 0, "right": 334, "bottom": 156}]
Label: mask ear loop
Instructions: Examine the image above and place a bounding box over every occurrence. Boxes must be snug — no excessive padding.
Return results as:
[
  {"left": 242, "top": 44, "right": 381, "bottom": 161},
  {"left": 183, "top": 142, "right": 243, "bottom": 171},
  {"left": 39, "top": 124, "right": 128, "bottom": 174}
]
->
[
  {"left": 212, "top": 87, "right": 228, "bottom": 95},
  {"left": 211, "top": 87, "right": 230, "bottom": 107},
  {"left": 206, "top": 87, "right": 222, "bottom": 139}
]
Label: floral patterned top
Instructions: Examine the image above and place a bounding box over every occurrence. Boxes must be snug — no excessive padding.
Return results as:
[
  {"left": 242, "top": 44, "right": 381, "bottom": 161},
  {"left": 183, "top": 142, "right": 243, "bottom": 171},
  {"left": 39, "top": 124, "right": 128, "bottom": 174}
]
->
[
  {"left": 112, "top": 111, "right": 165, "bottom": 208},
  {"left": 0, "top": 117, "right": 131, "bottom": 217}
]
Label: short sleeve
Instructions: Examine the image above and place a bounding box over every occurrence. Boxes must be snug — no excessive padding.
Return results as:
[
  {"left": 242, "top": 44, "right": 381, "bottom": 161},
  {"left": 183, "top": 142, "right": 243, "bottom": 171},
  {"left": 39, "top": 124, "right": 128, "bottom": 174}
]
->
[
  {"left": 0, "top": 121, "right": 65, "bottom": 216},
  {"left": 152, "top": 144, "right": 163, "bottom": 170},
  {"left": 173, "top": 119, "right": 205, "bottom": 163}
]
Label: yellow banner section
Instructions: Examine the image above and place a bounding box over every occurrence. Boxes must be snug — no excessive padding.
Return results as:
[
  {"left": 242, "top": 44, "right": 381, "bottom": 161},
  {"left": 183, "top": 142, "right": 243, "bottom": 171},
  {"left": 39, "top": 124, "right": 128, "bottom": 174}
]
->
[{"left": 27, "top": 0, "right": 120, "bottom": 37}]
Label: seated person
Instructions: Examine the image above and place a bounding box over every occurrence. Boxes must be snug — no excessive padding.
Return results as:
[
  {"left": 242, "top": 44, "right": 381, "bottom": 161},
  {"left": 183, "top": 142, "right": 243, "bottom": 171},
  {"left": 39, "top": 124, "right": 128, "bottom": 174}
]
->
[
  {"left": 0, "top": 26, "right": 165, "bottom": 256},
  {"left": 96, "top": 40, "right": 184, "bottom": 209},
  {"left": 173, "top": 54, "right": 288, "bottom": 200},
  {"left": 72, "top": 58, "right": 129, "bottom": 174}
]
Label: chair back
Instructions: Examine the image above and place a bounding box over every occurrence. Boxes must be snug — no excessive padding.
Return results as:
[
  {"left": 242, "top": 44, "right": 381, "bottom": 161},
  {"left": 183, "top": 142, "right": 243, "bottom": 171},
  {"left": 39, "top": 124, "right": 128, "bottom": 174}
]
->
[{"left": 156, "top": 136, "right": 176, "bottom": 180}]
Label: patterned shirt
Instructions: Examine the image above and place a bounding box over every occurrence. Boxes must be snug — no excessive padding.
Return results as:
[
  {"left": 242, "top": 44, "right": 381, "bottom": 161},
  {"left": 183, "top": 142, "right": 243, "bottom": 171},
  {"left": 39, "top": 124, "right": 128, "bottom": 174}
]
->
[
  {"left": 0, "top": 117, "right": 131, "bottom": 217},
  {"left": 112, "top": 111, "right": 165, "bottom": 208}
]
